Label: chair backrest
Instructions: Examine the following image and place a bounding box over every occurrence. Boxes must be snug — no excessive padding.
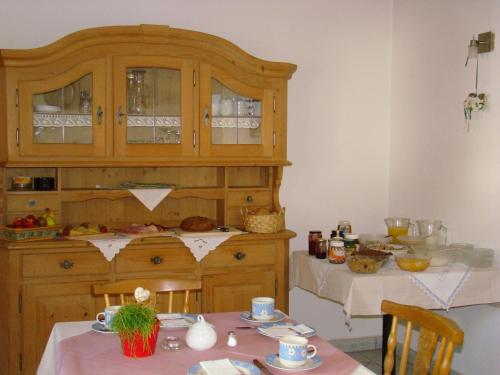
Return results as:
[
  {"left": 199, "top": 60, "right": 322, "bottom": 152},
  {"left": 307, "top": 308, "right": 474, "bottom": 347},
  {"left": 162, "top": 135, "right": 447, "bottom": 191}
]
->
[
  {"left": 381, "top": 300, "right": 464, "bottom": 375},
  {"left": 92, "top": 278, "right": 201, "bottom": 313}
]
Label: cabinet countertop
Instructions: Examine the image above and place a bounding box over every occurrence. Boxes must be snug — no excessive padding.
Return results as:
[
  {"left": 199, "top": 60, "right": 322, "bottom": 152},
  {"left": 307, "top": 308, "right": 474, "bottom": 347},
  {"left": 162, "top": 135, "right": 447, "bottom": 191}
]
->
[{"left": 0, "top": 229, "right": 296, "bottom": 251}]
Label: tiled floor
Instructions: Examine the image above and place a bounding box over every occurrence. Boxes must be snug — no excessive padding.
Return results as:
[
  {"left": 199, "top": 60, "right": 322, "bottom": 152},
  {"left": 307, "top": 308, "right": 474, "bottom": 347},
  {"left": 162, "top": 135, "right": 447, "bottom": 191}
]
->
[{"left": 346, "top": 349, "right": 384, "bottom": 374}]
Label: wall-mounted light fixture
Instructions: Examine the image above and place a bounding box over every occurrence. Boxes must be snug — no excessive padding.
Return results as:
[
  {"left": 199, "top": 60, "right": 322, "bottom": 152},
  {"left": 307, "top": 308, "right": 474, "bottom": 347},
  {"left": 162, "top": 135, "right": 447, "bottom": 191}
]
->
[
  {"left": 463, "top": 31, "right": 494, "bottom": 131},
  {"left": 465, "top": 31, "right": 495, "bottom": 67}
]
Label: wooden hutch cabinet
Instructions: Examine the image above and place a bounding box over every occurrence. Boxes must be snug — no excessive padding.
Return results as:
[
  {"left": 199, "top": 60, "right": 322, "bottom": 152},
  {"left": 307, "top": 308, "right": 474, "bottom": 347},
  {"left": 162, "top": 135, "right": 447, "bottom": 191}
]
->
[{"left": 0, "top": 25, "right": 296, "bottom": 374}]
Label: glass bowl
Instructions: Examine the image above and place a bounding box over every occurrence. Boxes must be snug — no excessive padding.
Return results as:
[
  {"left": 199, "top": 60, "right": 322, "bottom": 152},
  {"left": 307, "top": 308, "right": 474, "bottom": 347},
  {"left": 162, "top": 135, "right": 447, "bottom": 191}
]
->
[
  {"left": 397, "top": 235, "right": 426, "bottom": 248},
  {"left": 347, "top": 255, "right": 385, "bottom": 274},
  {"left": 395, "top": 253, "right": 431, "bottom": 272}
]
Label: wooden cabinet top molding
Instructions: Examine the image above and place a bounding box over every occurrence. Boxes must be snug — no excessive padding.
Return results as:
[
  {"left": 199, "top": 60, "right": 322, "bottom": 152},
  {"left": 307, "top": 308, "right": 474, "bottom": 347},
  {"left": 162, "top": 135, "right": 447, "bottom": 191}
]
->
[{"left": 0, "top": 24, "right": 297, "bottom": 78}]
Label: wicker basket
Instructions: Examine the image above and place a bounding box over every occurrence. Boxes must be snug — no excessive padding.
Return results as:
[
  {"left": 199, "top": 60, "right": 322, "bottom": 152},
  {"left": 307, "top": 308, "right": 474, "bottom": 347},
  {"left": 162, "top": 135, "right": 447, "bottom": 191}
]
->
[
  {"left": 0, "top": 225, "right": 61, "bottom": 242},
  {"left": 242, "top": 208, "right": 285, "bottom": 234}
]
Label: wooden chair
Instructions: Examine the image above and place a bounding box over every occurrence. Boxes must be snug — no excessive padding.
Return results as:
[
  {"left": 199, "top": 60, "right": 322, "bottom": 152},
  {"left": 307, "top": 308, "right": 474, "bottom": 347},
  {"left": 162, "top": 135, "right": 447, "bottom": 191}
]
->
[
  {"left": 92, "top": 278, "right": 201, "bottom": 313},
  {"left": 381, "top": 300, "right": 464, "bottom": 375}
]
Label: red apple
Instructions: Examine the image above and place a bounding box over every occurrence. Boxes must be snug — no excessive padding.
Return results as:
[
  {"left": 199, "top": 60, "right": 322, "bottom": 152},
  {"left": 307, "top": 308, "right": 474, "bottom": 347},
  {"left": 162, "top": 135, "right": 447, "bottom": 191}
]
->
[
  {"left": 23, "top": 215, "right": 37, "bottom": 228},
  {"left": 12, "top": 217, "right": 24, "bottom": 228},
  {"left": 98, "top": 224, "right": 108, "bottom": 233}
]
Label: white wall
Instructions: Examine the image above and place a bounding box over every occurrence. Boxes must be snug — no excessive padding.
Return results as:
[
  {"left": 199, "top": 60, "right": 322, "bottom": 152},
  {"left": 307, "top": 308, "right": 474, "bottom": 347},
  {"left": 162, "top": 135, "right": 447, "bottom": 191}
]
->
[
  {"left": 0, "top": 0, "right": 394, "bottom": 344},
  {"left": 391, "top": 0, "right": 500, "bottom": 373}
]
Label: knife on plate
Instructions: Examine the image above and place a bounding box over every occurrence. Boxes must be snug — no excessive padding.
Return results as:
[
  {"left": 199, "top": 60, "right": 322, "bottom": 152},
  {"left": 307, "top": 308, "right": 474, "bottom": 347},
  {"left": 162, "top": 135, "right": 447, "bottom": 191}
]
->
[{"left": 253, "top": 359, "right": 274, "bottom": 375}]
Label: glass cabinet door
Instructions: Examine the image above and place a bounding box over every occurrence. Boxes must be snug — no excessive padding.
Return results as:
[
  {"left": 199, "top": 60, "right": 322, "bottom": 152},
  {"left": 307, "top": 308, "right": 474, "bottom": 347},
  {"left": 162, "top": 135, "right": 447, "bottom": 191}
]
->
[
  {"left": 114, "top": 56, "right": 194, "bottom": 157},
  {"left": 211, "top": 79, "right": 262, "bottom": 145},
  {"left": 18, "top": 59, "right": 107, "bottom": 157},
  {"left": 200, "top": 63, "right": 274, "bottom": 158},
  {"left": 32, "top": 74, "right": 93, "bottom": 144}
]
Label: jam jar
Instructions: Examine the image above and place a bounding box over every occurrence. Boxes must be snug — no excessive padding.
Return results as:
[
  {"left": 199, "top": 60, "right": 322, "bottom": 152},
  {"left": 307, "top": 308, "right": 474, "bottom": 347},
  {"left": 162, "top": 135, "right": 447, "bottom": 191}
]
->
[
  {"left": 343, "top": 234, "right": 359, "bottom": 256},
  {"left": 308, "top": 231, "right": 322, "bottom": 256},
  {"left": 316, "top": 239, "right": 328, "bottom": 259},
  {"left": 328, "top": 240, "right": 346, "bottom": 264}
]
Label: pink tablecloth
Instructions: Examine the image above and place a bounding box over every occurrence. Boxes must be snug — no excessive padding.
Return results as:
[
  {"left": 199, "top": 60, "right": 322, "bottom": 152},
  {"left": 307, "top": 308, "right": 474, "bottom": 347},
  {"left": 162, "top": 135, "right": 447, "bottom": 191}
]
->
[{"left": 53, "top": 312, "right": 367, "bottom": 374}]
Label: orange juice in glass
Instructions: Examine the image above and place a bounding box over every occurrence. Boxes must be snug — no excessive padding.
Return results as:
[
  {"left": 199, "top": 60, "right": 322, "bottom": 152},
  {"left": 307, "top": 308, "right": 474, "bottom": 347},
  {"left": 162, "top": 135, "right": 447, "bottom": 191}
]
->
[{"left": 384, "top": 217, "right": 414, "bottom": 243}]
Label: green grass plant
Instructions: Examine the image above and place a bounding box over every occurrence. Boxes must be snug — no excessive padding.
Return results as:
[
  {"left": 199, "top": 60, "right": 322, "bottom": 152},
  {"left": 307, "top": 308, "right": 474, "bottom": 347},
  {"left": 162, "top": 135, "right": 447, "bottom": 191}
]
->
[{"left": 110, "top": 303, "right": 158, "bottom": 356}]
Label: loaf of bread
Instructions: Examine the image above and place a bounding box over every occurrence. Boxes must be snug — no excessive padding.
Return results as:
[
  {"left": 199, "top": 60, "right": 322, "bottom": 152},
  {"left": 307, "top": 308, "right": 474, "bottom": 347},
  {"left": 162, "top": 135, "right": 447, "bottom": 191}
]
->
[
  {"left": 248, "top": 207, "right": 272, "bottom": 216},
  {"left": 180, "top": 216, "right": 215, "bottom": 232}
]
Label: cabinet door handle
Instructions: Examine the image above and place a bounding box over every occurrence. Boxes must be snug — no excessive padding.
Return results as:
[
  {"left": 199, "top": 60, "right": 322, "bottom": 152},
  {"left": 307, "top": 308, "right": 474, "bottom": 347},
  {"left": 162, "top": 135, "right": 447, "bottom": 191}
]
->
[
  {"left": 96, "top": 106, "right": 104, "bottom": 125},
  {"left": 204, "top": 107, "right": 209, "bottom": 125},
  {"left": 233, "top": 252, "right": 246, "bottom": 261},
  {"left": 117, "top": 105, "right": 124, "bottom": 126},
  {"left": 59, "top": 259, "right": 74, "bottom": 269},
  {"left": 246, "top": 195, "right": 253, "bottom": 203},
  {"left": 150, "top": 256, "right": 164, "bottom": 265}
]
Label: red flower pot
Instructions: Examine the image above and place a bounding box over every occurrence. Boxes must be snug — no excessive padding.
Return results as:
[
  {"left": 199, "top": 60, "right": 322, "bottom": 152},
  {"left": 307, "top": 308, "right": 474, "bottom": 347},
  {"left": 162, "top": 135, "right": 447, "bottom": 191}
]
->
[{"left": 121, "top": 322, "right": 160, "bottom": 358}]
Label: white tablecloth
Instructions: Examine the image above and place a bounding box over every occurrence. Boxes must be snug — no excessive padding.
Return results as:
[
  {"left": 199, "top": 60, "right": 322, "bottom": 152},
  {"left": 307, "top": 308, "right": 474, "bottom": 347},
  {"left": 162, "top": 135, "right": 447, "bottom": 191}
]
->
[{"left": 291, "top": 251, "right": 500, "bottom": 316}]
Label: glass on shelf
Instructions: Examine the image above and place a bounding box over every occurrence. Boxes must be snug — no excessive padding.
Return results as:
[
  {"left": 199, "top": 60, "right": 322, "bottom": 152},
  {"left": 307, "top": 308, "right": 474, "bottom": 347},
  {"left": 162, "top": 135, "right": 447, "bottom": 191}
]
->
[
  {"left": 211, "top": 78, "right": 262, "bottom": 145},
  {"left": 125, "top": 67, "right": 181, "bottom": 145},
  {"left": 32, "top": 73, "right": 93, "bottom": 144}
]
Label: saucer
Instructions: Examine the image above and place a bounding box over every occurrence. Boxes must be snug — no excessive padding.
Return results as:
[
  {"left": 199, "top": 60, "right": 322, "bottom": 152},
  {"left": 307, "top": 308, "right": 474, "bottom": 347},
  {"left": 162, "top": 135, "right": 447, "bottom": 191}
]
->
[
  {"left": 158, "top": 313, "right": 196, "bottom": 329},
  {"left": 240, "top": 310, "right": 286, "bottom": 323},
  {"left": 91, "top": 322, "right": 117, "bottom": 335},
  {"left": 264, "top": 354, "right": 323, "bottom": 371},
  {"left": 257, "top": 322, "right": 316, "bottom": 338},
  {"left": 187, "top": 359, "right": 259, "bottom": 375}
]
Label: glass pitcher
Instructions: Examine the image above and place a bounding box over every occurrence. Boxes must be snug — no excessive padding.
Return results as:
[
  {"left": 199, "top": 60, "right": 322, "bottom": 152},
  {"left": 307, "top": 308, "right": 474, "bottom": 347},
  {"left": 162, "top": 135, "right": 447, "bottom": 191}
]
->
[
  {"left": 384, "top": 217, "right": 416, "bottom": 243},
  {"left": 416, "top": 219, "right": 447, "bottom": 247}
]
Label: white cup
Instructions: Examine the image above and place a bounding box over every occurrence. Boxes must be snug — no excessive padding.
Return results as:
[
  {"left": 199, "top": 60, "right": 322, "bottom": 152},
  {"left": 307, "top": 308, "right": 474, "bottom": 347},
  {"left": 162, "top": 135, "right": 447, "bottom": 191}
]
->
[
  {"left": 279, "top": 335, "right": 317, "bottom": 368},
  {"left": 96, "top": 305, "right": 120, "bottom": 329},
  {"left": 251, "top": 297, "right": 275, "bottom": 321}
]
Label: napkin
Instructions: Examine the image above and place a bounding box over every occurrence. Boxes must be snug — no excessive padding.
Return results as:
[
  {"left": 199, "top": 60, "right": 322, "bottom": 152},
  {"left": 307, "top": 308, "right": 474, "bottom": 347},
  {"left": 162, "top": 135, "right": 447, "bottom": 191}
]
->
[
  {"left": 174, "top": 230, "right": 242, "bottom": 261},
  {"left": 128, "top": 188, "right": 172, "bottom": 211},
  {"left": 157, "top": 313, "right": 192, "bottom": 328},
  {"left": 87, "top": 236, "right": 133, "bottom": 261},
  {"left": 409, "top": 263, "right": 472, "bottom": 310},
  {"left": 199, "top": 359, "right": 241, "bottom": 375}
]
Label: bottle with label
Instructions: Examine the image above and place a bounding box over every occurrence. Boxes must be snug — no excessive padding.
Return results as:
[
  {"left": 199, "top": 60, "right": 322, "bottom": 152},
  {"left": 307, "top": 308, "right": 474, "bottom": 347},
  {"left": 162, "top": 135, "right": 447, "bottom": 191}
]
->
[
  {"left": 337, "top": 220, "right": 352, "bottom": 237},
  {"left": 316, "top": 239, "right": 328, "bottom": 259},
  {"left": 328, "top": 240, "right": 346, "bottom": 264},
  {"left": 343, "top": 234, "right": 359, "bottom": 256},
  {"left": 308, "top": 231, "right": 322, "bottom": 256}
]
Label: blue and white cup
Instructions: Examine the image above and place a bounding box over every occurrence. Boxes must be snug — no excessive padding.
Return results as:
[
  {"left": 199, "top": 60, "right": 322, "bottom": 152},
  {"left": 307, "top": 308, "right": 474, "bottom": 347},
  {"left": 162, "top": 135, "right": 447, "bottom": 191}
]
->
[
  {"left": 279, "top": 335, "right": 317, "bottom": 368},
  {"left": 252, "top": 297, "right": 275, "bottom": 321},
  {"left": 96, "top": 305, "right": 120, "bottom": 329}
]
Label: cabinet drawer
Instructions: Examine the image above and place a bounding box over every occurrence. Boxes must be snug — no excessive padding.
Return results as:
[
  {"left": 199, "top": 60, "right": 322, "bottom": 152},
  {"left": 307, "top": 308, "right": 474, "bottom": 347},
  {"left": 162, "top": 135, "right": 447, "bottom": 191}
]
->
[
  {"left": 6, "top": 193, "right": 59, "bottom": 212},
  {"left": 115, "top": 247, "right": 197, "bottom": 273},
  {"left": 23, "top": 251, "right": 110, "bottom": 277},
  {"left": 227, "top": 191, "right": 272, "bottom": 207},
  {"left": 202, "top": 242, "right": 276, "bottom": 269}
]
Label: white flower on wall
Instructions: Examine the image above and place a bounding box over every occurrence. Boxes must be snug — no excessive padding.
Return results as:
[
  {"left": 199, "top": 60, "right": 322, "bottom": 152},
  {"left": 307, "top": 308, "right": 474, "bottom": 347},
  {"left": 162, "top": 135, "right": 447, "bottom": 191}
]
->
[{"left": 463, "top": 92, "right": 486, "bottom": 131}]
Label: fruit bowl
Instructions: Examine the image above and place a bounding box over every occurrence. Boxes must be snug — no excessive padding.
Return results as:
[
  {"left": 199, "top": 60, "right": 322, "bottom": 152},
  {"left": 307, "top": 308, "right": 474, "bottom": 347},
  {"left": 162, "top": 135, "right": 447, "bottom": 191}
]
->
[
  {"left": 1, "top": 225, "right": 61, "bottom": 242},
  {"left": 395, "top": 253, "right": 431, "bottom": 272}
]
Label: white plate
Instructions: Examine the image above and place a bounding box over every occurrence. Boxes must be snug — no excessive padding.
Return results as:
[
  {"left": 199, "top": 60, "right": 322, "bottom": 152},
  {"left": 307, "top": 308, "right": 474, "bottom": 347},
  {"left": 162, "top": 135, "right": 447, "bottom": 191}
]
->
[
  {"left": 257, "top": 322, "right": 316, "bottom": 338},
  {"left": 187, "top": 360, "right": 259, "bottom": 375},
  {"left": 240, "top": 310, "right": 287, "bottom": 323},
  {"left": 265, "top": 354, "right": 323, "bottom": 371},
  {"left": 91, "top": 322, "right": 117, "bottom": 335},
  {"left": 34, "top": 104, "right": 61, "bottom": 112},
  {"left": 158, "top": 313, "right": 196, "bottom": 329}
]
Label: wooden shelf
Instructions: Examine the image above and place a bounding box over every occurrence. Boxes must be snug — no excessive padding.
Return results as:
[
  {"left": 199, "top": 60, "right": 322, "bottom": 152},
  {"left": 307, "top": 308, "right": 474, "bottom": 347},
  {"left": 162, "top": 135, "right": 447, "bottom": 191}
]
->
[{"left": 60, "top": 187, "right": 225, "bottom": 202}]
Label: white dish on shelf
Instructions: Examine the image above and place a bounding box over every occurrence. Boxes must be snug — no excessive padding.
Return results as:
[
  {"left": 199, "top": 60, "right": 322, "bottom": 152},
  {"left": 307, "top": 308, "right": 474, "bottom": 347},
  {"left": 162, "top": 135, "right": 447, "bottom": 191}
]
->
[{"left": 34, "top": 104, "right": 61, "bottom": 112}]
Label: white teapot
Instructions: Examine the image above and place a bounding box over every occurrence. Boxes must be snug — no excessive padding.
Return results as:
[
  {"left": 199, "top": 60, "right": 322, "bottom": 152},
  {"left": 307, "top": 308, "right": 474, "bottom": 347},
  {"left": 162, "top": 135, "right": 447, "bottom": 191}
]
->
[{"left": 185, "top": 315, "right": 217, "bottom": 351}]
